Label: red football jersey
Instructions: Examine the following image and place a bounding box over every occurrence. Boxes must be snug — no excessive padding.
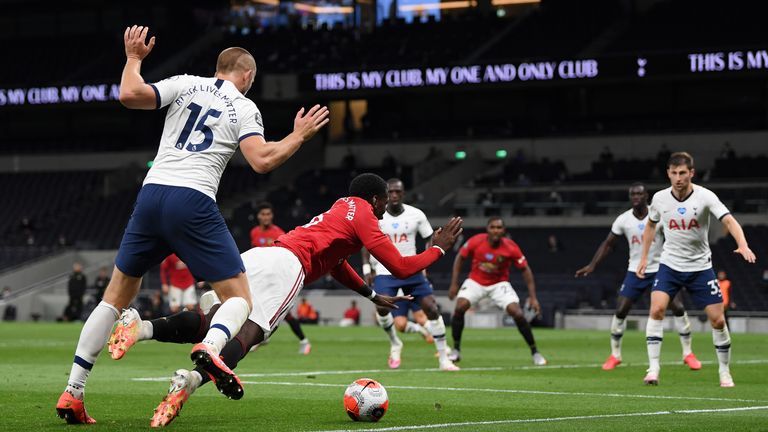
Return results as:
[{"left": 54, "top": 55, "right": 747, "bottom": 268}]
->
[
  {"left": 276, "top": 197, "right": 442, "bottom": 284},
  {"left": 250, "top": 224, "right": 286, "bottom": 248},
  {"left": 160, "top": 254, "right": 195, "bottom": 289},
  {"left": 459, "top": 233, "right": 528, "bottom": 286}
]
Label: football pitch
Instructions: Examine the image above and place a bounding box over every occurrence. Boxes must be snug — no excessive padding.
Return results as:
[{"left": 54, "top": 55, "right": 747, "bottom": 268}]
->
[{"left": 2, "top": 323, "right": 767, "bottom": 431}]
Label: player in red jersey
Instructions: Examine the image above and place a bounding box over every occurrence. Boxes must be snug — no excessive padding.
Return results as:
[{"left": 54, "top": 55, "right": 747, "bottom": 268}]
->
[
  {"left": 160, "top": 254, "right": 197, "bottom": 313},
  {"left": 447, "top": 217, "right": 547, "bottom": 366},
  {"left": 248, "top": 201, "right": 312, "bottom": 355},
  {"left": 107, "top": 173, "right": 463, "bottom": 426}
]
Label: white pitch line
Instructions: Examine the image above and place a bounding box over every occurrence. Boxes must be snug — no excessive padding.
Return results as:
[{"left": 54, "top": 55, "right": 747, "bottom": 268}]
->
[
  {"left": 238, "top": 381, "right": 768, "bottom": 403},
  {"left": 131, "top": 358, "right": 768, "bottom": 382},
  {"left": 308, "top": 405, "right": 768, "bottom": 432}
]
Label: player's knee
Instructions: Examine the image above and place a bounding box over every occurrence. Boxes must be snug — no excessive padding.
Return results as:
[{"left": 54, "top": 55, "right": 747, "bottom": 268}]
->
[
  {"left": 710, "top": 315, "right": 726, "bottom": 329},
  {"left": 649, "top": 306, "right": 666, "bottom": 320}
]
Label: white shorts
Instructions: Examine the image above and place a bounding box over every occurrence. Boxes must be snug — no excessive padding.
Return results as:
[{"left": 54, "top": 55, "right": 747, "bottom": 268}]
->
[
  {"left": 242, "top": 246, "right": 306, "bottom": 338},
  {"left": 168, "top": 285, "right": 197, "bottom": 309},
  {"left": 457, "top": 278, "right": 519, "bottom": 309}
]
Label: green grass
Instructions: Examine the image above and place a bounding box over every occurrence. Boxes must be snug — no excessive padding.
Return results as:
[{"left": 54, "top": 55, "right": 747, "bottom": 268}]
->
[{"left": 1, "top": 323, "right": 767, "bottom": 431}]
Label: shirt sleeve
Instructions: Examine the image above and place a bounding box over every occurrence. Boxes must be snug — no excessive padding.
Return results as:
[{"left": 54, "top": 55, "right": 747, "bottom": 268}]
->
[
  {"left": 508, "top": 240, "right": 528, "bottom": 269},
  {"left": 330, "top": 261, "right": 365, "bottom": 291},
  {"left": 238, "top": 103, "right": 265, "bottom": 142},
  {"left": 416, "top": 210, "right": 434, "bottom": 239},
  {"left": 704, "top": 189, "right": 730, "bottom": 220},
  {"left": 352, "top": 210, "right": 391, "bottom": 252},
  {"left": 648, "top": 193, "right": 661, "bottom": 223},
  {"left": 368, "top": 241, "right": 443, "bottom": 280},
  {"left": 149, "top": 75, "right": 189, "bottom": 110},
  {"left": 610, "top": 214, "right": 624, "bottom": 236}
]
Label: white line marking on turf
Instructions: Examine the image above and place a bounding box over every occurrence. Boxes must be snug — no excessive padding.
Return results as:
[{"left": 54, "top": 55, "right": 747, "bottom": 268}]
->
[
  {"left": 308, "top": 405, "right": 768, "bottom": 432},
  {"left": 238, "top": 381, "right": 767, "bottom": 403}
]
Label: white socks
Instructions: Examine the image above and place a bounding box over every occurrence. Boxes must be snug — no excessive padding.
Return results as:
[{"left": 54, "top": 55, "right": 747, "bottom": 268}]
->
[
  {"left": 674, "top": 313, "right": 693, "bottom": 357},
  {"left": 712, "top": 326, "right": 732, "bottom": 373},
  {"left": 377, "top": 313, "right": 403, "bottom": 346},
  {"left": 609, "top": 315, "right": 626, "bottom": 359},
  {"left": 404, "top": 321, "right": 426, "bottom": 334},
  {"left": 429, "top": 316, "right": 449, "bottom": 363},
  {"left": 139, "top": 320, "right": 153, "bottom": 340},
  {"left": 646, "top": 318, "right": 664, "bottom": 373},
  {"left": 202, "top": 297, "right": 250, "bottom": 354},
  {"left": 66, "top": 301, "right": 119, "bottom": 399}
]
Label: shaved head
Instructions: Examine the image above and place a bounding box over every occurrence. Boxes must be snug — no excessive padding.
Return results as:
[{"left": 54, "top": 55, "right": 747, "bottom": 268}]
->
[{"left": 216, "top": 47, "right": 256, "bottom": 74}]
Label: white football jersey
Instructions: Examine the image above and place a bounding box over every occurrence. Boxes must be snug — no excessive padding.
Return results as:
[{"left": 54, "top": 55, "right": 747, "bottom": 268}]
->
[
  {"left": 143, "top": 75, "right": 264, "bottom": 200},
  {"left": 611, "top": 209, "right": 663, "bottom": 273},
  {"left": 371, "top": 204, "right": 433, "bottom": 276},
  {"left": 648, "top": 184, "right": 730, "bottom": 272}
]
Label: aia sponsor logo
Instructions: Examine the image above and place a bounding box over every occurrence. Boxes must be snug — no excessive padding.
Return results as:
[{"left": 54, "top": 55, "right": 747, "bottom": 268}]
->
[{"left": 668, "top": 218, "right": 700, "bottom": 230}]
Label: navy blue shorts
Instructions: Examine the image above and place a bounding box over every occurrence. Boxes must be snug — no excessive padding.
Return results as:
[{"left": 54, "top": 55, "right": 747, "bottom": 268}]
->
[
  {"left": 652, "top": 264, "right": 722, "bottom": 308},
  {"left": 393, "top": 298, "right": 422, "bottom": 318},
  {"left": 374, "top": 274, "right": 433, "bottom": 318},
  {"left": 619, "top": 271, "right": 656, "bottom": 301},
  {"left": 115, "top": 184, "right": 244, "bottom": 282}
]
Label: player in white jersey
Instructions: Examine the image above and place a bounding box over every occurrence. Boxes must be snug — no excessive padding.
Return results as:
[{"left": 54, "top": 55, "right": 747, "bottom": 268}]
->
[
  {"left": 637, "top": 152, "right": 756, "bottom": 387},
  {"left": 576, "top": 183, "right": 701, "bottom": 371},
  {"left": 361, "top": 178, "right": 459, "bottom": 371},
  {"left": 57, "top": 25, "right": 329, "bottom": 424}
]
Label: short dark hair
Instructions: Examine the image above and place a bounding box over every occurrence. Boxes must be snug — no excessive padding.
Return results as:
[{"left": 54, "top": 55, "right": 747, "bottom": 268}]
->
[
  {"left": 387, "top": 178, "right": 403, "bottom": 185},
  {"left": 487, "top": 216, "right": 504, "bottom": 226},
  {"left": 256, "top": 201, "right": 273, "bottom": 213},
  {"left": 667, "top": 152, "right": 694, "bottom": 169},
  {"left": 349, "top": 173, "right": 387, "bottom": 200},
  {"left": 629, "top": 182, "right": 646, "bottom": 192}
]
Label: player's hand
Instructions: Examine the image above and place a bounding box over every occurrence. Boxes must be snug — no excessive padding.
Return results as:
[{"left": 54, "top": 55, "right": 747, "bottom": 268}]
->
[
  {"left": 734, "top": 245, "right": 756, "bottom": 263},
  {"left": 294, "top": 105, "right": 330, "bottom": 142},
  {"left": 161, "top": 284, "right": 170, "bottom": 295},
  {"left": 432, "top": 217, "right": 464, "bottom": 253},
  {"left": 636, "top": 260, "right": 647, "bottom": 279},
  {"left": 448, "top": 282, "right": 460, "bottom": 300},
  {"left": 528, "top": 297, "right": 541, "bottom": 315},
  {"left": 373, "top": 294, "right": 413, "bottom": 311},
  {"left": 574, "top": 265, "right": 594, "bottom": 278},
  {"left": 124, "top": 25, "right": 155, "bottom": 61}
]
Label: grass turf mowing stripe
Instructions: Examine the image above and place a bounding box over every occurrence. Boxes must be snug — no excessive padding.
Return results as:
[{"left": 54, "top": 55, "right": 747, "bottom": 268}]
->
[
  {"left": 308, "top": 405, "right": 768, "bottom": 432},
  {"left": 235, "top": 381, "right": 767, "bottom": 403}
]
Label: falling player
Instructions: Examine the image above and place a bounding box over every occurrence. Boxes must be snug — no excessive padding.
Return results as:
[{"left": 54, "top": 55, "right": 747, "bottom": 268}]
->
[
  {"left": 160, "top": 254, "right": 197, "bottom": 314},
  {"left": 576, "top": 183, "right": 701, "bottom": 371},
  {"left": 360, "top": 178, "right": 454, "bottom": 370},
  {"left": 108, "top": 173, "right": 463, "bottom": 426},
  {"left": 448, "top": 217, "right": 547, "bottom": 366},
  {"left": 638, "top": 152, "right": 756, "bottom": 387},
  {"left": 250, "top": 201, "right": 311, "bottom": 355},
  {"left": 56, "top": 25, "right": 329, "bottom": 424}
]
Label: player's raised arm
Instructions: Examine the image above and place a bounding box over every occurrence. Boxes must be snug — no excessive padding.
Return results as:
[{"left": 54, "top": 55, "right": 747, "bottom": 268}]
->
[
  {"left": 330, "top": 261, "right": 411, "bottom": 310},
  {"left": 367, "top": 217, "right": 463, "bottom": 280},
  {"left": 240, "top": 105, "right": 329, "bottom": 174},
  {"left": 721, "top": 214, "right": 757, "bottom": 263},
  {"left": 119, "top": 25, "right": 157, "bottom": 110},
  {"left": 636, "top": 220, "right": 657, "bottom": 279},
  {"left": 575, "top": 232, "right": 619, "bottom": 277}
]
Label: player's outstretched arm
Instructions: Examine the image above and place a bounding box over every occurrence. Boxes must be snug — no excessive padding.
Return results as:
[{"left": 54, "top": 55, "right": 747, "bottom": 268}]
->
[
  {"left": 575, "top": 232, "right": 618, "bottom": 277},
  {"left": 635, "top": 220, "right": 656, "bottom": 279},
  {"left": 368, "top": 217, "right": 463, "bottom": 280},
  {"left": 521, "top": 266, "right": 540, "bottom": 314},
  {"left": 330, "top": 261, "right": 411, "bottom": 310},
  {"left": 721, "top": 214, "right": 757, "bottom": 263},
  {"left": 448, "top": 254, "right": 465, "bottom": 300},
  {"left": 240, "top": 105, "right": 329, "bottom": 173},
  {"left": 119, "top": 25, "right": 157, "bottom": 110}
]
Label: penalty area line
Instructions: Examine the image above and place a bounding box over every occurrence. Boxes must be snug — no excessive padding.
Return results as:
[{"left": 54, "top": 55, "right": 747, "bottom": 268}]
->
[{"left": 307, "top": 405, "right": 768, "bottom": 432}]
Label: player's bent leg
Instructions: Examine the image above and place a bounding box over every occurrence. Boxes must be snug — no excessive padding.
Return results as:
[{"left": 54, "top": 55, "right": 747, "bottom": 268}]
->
[
  {"left": 449, "top": 299, "right": 470, "bottom": 362},
  {"left": 405, "top": 310, "right": 433, "bottom": 343},
  {"left": 705, "top": 303, "right": 734, "bottom": 387},
  {"left": 645, "top": 291, "right": 671, "bottom": 384},
  {"left": 506, "top": 302, "right": 546, "bottom": 365},
  {"left": 376, "top": 307, "right": 404, "bottom": 368},
  {"left": 419, "top": 295, "right": 457, "bottom": 370},
  {"left": 668, "top": 297, "right": 700, "bottom": 370},
  {"left": 604, "top": 296, "right": 633, "bottom": 370},
  {"left": 58, "top": 267, "right": 142, "bottom": 424}
]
